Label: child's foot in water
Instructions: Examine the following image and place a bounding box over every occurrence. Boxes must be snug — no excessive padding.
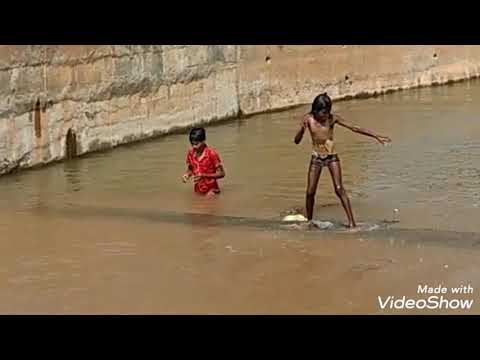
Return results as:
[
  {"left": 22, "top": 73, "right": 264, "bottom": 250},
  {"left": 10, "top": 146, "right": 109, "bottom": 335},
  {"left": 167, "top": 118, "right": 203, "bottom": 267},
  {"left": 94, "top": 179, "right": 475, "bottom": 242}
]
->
[{"left": 345, "top": 222, "right": 357, "bottom": 229}]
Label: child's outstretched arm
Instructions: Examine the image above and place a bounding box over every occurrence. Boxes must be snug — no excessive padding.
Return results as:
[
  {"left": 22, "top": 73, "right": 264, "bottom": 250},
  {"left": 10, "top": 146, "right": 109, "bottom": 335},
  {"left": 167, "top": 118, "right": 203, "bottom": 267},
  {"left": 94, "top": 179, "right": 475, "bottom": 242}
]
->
[
  {"left": 335, "top": 114, "right": 391, "bottom": 145},
  {"left": 294, "top": 114, "right": 309, "bottom": 144}
]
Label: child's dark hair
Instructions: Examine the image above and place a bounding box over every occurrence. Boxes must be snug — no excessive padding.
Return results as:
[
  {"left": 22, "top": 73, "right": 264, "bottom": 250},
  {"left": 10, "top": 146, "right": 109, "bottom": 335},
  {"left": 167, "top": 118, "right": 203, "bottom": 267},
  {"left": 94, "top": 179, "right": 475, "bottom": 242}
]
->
[
  {"left": 189, "top": 127, "right": 206, "bottom": 143},
  {"left": 310, "top": 92, "right": 332, "bottom": 119}
]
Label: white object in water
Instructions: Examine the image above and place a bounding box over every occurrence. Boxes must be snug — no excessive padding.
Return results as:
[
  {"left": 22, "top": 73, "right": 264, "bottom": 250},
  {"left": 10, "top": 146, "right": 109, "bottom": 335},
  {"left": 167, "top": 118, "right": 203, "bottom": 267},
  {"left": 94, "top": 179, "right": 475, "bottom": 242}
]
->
[
  {"left": 365, "top": 224, "right": 380, "bottom": 231},
  {"left": 393, "top": 208, "right": 400, "bottom": 222},
  {"left": 282, "top": 214, "right": 308, "bottom": 222},
  {"left": 225, "top": 245, "right": 237, "bottom": 253},
  {"left": 311, "top": 220, "right": 334, "bottom": 229}
]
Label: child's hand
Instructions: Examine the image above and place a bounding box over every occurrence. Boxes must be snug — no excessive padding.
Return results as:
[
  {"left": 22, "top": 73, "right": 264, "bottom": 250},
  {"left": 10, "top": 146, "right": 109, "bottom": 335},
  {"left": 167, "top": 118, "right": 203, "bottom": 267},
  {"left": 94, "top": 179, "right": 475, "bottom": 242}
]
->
[
  {"left": 301, "top": 114, "right": 310, "bottom": 128},
  {"left": 182, "top": 173, "right": 191, "bottom": 183},
  {"left": 376, "top": 135, "right": 391, "bottom": 145}
]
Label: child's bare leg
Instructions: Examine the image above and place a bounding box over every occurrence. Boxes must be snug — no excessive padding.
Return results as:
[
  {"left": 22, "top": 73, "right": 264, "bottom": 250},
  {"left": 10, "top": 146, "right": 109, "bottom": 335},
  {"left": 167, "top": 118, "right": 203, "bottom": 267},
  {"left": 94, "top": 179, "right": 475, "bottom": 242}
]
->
[
  {"left": 305, "top": 160, "right": 322, "bottom": 221},
  {"left": 327, "top": 160, "right": 356, "bottom": 228}
]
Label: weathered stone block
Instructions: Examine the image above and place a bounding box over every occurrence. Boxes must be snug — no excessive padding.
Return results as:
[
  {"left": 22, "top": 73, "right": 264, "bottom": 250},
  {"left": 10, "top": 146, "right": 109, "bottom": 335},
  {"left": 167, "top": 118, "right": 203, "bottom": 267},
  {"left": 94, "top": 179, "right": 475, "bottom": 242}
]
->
[
  {"left": 46, "top": 65, "right": 74, "bottom": 95},
  {"left": 12, "top": 66, "right": 44, "bottom": 96}
]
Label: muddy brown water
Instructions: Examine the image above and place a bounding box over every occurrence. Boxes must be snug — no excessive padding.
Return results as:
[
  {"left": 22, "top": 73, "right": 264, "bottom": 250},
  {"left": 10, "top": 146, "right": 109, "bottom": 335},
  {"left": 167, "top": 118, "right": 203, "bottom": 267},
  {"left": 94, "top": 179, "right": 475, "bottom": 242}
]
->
[{"left": 1, "top": 80, "right": 480, "bottom": 314}]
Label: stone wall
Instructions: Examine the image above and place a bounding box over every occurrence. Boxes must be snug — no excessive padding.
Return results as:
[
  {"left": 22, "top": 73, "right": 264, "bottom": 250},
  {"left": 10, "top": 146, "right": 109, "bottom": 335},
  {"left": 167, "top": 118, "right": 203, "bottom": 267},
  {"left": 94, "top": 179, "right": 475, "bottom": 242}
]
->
[{"left": 1, "top": 45, "right": 480, "bottom": 175}]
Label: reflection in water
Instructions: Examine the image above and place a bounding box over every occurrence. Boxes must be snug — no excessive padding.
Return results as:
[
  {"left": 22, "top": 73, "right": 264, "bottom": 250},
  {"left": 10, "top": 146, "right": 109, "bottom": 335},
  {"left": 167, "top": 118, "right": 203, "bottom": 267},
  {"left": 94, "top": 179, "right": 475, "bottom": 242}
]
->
[
  {"left": 1, "top": 79, "right": 480, "bottom": 313},
  {"left": 64, "top": 160, "right": 84, "bottom": 194}
]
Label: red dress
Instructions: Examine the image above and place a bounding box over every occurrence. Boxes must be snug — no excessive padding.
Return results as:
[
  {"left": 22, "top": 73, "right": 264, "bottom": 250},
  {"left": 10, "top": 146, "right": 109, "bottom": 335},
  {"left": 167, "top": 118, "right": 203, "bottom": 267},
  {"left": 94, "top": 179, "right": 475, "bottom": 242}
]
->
[{"left": 186, "top": 146, "right": 222, "bottom": 194}]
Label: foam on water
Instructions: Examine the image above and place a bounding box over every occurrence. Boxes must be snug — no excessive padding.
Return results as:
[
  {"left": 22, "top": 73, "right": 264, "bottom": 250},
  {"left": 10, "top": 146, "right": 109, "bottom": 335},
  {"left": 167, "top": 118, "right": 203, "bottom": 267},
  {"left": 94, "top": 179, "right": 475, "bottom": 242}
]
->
[
  {"left": 280, "top": 220, "right": 383, "bottom": 232},
  {"left": 281, "top": 211, "right": 383, "bottom": 232}
]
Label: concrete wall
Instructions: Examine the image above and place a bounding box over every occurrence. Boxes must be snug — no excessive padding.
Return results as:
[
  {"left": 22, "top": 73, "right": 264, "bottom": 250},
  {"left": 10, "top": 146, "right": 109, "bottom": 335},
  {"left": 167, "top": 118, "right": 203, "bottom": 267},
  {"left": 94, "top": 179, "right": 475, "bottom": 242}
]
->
[{"left": 1, "top": 45, "right": 480, "bottom": 175}]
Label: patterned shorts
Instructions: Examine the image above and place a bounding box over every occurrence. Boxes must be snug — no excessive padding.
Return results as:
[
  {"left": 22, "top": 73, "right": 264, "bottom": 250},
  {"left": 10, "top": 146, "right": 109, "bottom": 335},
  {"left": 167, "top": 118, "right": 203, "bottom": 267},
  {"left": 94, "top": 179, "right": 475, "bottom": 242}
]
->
[{"left": 310, "top": 153, "right": 339, "bottom": 167}]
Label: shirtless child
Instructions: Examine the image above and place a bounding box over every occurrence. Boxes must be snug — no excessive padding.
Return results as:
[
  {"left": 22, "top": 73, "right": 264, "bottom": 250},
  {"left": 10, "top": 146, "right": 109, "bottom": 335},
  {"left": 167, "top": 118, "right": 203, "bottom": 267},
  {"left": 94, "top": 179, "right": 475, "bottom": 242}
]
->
[{"left": 294, "top": 93, "right": 391, "bottom": 228}]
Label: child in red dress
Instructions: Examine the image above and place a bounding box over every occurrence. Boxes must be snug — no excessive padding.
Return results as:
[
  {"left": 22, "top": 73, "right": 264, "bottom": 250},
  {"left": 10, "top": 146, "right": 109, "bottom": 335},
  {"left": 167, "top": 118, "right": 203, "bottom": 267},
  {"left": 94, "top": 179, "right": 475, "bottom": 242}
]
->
[{"left": 182, "top": 127, "right": 225, "bottom": 196}]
